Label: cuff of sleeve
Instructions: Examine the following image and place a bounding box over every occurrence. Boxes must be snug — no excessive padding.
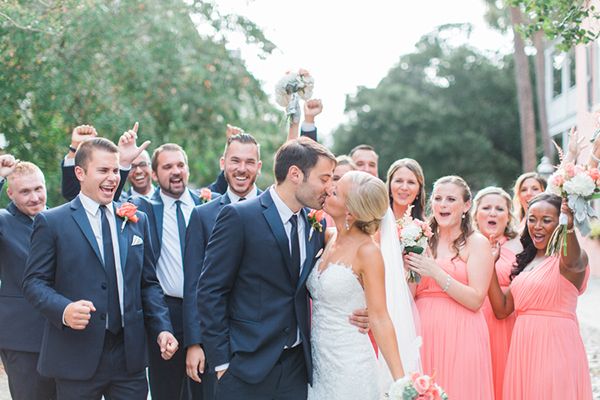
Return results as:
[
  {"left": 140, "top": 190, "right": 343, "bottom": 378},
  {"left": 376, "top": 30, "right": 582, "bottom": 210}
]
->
[
  {"left": 62, "top": 307, "right": 68, "bottom": 327},
  {"left": 301, "top": 122, "right": 315, "bottom": 132},
  {"left": 119, "top": 165, "right": 131, "bottom": 171},
  {"left": 215, "top": 363, "right": 229, "bottom": 372},
  {"left": 63, "top": 157, "right": 75, "bottom": 167}
]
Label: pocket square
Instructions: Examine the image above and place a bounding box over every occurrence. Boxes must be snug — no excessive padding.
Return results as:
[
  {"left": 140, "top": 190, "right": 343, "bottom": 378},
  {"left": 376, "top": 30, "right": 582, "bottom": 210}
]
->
[
  {"left": 131, "top": 235, "right": 144, "bottom": 246},
  {"left": 314, "top": 248, "right": 324, "bottom": 259}
]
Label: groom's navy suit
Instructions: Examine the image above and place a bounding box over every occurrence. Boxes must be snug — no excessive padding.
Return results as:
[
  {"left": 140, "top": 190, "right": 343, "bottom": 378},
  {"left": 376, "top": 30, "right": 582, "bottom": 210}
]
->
[
  {"left": 198, "top": 189, "right": 325, "bottom": 397},
  {"left": 22, "top": 197, "right": 172, "bottom": 386}
]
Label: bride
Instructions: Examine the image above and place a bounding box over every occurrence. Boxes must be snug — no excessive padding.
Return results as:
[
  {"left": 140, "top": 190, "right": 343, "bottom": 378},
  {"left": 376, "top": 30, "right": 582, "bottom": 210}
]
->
[{"left": 307, "top": 171, "right": 420, "bottom": 399}]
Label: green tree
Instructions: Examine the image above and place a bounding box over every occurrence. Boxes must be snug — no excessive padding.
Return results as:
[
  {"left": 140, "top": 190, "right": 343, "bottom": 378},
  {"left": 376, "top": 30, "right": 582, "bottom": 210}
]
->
[
  {"left": 0, "top": 0, "right": 282, "bottom": 206},
  {"left": 333, "top": 24, "right": 521, "bottom": 191}
]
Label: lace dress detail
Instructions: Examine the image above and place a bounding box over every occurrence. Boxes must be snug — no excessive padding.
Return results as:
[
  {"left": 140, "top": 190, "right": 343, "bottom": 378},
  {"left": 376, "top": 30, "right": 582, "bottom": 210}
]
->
[{"left": 307, "top": 260, "right": 380, "bottom": 400}]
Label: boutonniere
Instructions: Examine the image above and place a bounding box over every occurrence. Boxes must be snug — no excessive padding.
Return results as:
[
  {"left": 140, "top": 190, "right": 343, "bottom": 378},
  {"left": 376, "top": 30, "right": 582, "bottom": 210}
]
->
[
  {"left": 116, "top": 203, "right": 139, "bottom": 232},
  {"left": 307, "top": 209, "right": 324, "bottom": 240},
  {"left": 199, "top": 187, "right": 212, "bottom": 204}
]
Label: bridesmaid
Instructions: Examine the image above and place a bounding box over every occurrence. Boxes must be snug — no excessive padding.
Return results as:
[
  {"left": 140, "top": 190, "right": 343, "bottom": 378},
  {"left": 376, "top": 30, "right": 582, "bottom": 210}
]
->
[
  {"left": 472, "top": 187, "right": 522, "bottom": 400},
  {"left": 404, "top": 176, "right": 494, "bottom": 399},
  {"left": 488, "top": 193, "right": 592, "bottom": 399},
  {"left": 385, "top": 158, "right": 426, "bottom": 220},
  {"left": 511, "top": 172, "right": 546, "bottom": 226}
]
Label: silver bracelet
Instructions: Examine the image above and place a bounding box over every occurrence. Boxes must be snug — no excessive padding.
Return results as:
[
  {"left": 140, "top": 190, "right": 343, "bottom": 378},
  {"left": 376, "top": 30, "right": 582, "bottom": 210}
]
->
[
  {"left": 592, "top": 153, "right": 600, "bottom": 163},
  {"left": 442, "top": 274, "right": 451, "bottom": 292}
]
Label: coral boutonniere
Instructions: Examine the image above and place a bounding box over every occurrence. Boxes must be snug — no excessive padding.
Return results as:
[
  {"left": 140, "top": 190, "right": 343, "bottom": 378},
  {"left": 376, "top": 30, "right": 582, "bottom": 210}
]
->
[
  {"left": 199, "top": 187, "right": 212, "bottom": 204},
  {"left": 307, "top": 209, "right": 324, "bottom": 240},
  {"left": 116, "top": 203, "right": 139, "bottom": 232}
]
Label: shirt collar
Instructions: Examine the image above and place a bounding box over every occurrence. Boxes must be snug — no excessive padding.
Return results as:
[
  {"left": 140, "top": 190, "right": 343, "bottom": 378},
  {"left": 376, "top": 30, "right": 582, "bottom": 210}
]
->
[
  {"left": 226, "top": 185, "right": 258, "bottom": 203},
  {"left": 160, "top": 188, "right": 193, "bottom": 209},
  {"left": 269, "top": 186, "right": 301, "bottom": 224},
  {"left": 79, "top": 192, "right": 114, "bottom": 217},
  {"left": 131, "top": 184, "right": 155, "bottom": 199}
]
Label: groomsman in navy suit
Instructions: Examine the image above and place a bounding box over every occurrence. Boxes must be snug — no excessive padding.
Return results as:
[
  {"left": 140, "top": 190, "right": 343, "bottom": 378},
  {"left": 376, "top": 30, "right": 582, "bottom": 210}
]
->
[
  {"left": 22, "top": 138, "right": 178, "bottom": 400},
  {"left": 131, "top": 143, "right": 206, "bottom": 400},
  {"left": 0, "top": 160, "right": 56, "bottom": 400},
  {"left": 182, "top": 132, "right": 263, "bottom": 395},
  {"left": 198, "top": 137, "right": 346, "bottom": 399}
]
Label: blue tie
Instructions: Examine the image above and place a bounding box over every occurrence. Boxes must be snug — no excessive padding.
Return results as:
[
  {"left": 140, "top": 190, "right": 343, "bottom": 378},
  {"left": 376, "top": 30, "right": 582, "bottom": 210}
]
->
[
  {"left": 100, "top": 205, "right": 122, "bottom": 334},
  {"left": 175, "top": 200, "right": 186, "bottom": 259},
  {"left": 287, "top": 214, "right": 300, "bottom": 347}
]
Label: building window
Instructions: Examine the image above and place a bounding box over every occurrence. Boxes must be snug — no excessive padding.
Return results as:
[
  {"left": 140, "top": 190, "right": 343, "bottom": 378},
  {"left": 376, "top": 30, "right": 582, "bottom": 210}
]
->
[
  {"left": 569, "top": 49, "right": 576, "bottom": 88},
  {"left": 552, "top": 51, "right": 564, "bottom": 97},
  {"left": 587, "top": 45, "right": 594, "bottom": 110}
]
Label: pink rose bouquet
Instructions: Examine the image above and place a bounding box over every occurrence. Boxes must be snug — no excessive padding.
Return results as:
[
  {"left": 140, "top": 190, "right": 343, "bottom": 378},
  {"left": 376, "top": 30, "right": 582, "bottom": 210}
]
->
[{"left": 386, "top": 372, "right": 448, "bottom": 400}]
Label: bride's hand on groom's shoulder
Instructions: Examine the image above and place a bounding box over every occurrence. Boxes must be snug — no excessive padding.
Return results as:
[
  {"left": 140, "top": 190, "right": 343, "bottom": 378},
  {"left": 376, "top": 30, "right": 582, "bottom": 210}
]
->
[{"left": 348, "top": 308, "right": 369, "bottom": 334}]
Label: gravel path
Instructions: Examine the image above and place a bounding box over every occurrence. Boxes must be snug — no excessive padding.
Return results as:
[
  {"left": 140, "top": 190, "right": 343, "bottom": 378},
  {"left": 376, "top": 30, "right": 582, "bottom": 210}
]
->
[{"left": 1, "top": 277, "right": 599, "bottom": 399}]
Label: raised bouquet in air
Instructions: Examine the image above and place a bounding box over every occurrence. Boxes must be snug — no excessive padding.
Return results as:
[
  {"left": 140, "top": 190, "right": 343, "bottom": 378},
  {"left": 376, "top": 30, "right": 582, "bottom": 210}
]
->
[
  {"left": 546, "top": 161, "right": 600, "bottom": 255},
  {"left": 386, "top": 372, "right": 448, "bottom": 400},
  {"left": 274, "top": 69, "right": 314, "bottom": 123},
  {"left": 396, "top": 206, "right": 433, "bottom": 282}
]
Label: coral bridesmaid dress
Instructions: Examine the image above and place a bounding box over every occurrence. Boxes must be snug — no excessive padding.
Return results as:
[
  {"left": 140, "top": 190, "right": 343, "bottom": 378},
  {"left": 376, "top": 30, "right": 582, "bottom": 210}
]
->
[
  {"left": 503, "top": 256, "right": 592, "bottom": 399},
  {"left": 416, "top": 258, "right": 494, "bottom": 399},
  {"left": 481, "top": 240, "right": 516, "bottom": 400}
]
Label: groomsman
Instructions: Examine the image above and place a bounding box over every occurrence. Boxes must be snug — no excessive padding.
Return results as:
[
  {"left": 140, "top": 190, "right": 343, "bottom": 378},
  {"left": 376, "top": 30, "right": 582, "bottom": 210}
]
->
[
  {"left": 23, "top": 138, "right": 178, "bottom": 400},
  {"left": 61, "top": 124, "right": 150, "bottom": 201},
  {"left": 183, "top": 132, "right": 263, "bottom": 395},
  {"left": 131, "top": 143, "right": 206, "bottom": 400},
  {"left": 0, "top": 160, "right": 56, "bottom": 400},
  {"left": 349, "top": 144, "right": 379, "bottom": 178}
]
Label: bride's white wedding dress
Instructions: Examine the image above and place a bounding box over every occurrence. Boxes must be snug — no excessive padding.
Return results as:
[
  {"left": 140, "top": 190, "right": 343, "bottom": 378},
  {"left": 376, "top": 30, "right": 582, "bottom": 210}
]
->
[{"left": 306, "top": 260, "right": 380, "bottom": 400}]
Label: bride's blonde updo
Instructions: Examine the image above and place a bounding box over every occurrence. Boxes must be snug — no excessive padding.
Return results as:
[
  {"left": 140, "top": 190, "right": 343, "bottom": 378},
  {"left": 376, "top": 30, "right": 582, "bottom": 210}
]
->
[{"left": 344, "top": 171, "right": 389, "bottom": 235}]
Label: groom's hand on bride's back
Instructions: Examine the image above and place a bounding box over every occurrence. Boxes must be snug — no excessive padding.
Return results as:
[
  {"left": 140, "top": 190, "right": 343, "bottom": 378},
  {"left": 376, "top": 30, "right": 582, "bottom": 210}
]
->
[{"left": 349, "top": 308, "right": 369, "bottom": 334}]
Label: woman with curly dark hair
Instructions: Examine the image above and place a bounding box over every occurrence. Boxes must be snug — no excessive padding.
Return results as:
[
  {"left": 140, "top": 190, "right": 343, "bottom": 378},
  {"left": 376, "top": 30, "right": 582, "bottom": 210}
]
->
[{"left": 488, "top": 193, "right": 592, "bottom": 399}]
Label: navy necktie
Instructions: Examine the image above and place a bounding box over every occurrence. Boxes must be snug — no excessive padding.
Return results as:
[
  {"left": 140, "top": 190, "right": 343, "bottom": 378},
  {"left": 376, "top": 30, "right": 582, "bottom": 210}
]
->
[
  {"left": 175, "top": 200, "right": 186, "bottom": 259},
  {"left": 287, "top": 214, "right": 301, "bottom": 346},
  {"left": 100, "top": 205, "right": 122, "bottom": 334}
]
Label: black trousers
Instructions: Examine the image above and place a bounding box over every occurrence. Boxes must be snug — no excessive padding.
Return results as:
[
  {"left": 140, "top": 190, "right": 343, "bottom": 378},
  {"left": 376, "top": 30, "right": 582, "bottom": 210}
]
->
[
  {"left": 0, "top": 348, "right": 56, "bottom": 400},
  {"left": 148, "top": 295, "right": 205, "bottom": 400},
  {"left": 54, "top": 331, "right": 147, "bottom": 400},
  {"left": 215, "top": 346, "right": 307, "bottom": 400}
]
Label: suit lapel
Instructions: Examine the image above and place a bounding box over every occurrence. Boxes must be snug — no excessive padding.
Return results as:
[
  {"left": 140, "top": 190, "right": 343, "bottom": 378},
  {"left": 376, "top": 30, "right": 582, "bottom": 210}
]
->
[
  {"left": 70, "top": 198, "right": 103, "bottom": 264},
  {"left": 151, "top": 190, "right": 164, "bottom": 244},
  {"left": 298, "top": 209, "right": 317, "bottom": 289},
  {"left": 261, "top": 192, "right": 294, "bottom": 281}
]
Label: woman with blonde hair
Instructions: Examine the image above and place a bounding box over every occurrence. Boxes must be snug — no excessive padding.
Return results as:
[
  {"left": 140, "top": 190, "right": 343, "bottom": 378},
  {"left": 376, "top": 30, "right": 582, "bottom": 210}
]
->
[
  {"left": 512, "top": 172, "right": 546, "bottom": 224},
  {"left": 472, "top": 186, "right": 522, "bottom": 400},
  {"left": 307, "top": 171, "right": 419, "bottom": 399},
  {"left": 404, "top": 175, "right": 494, "bottom": 399}
]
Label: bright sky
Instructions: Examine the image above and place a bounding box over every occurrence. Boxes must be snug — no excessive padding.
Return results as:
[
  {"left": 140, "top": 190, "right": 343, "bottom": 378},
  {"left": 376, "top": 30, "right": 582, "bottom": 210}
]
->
[{"left": 214, "top": 0, "right": 513, "bottom": 142}]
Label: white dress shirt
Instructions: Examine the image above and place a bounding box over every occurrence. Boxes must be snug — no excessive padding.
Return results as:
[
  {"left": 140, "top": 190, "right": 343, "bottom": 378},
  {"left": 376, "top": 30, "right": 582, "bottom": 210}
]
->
[
  {"left": 226, "top": 185, "right": 258, "bottom": 203},
  {"left": 76, "top": 193, "right": 125, "bottom": 326},
  {"left": 155, "top": 189, "right": 194, "bottom": 298}
]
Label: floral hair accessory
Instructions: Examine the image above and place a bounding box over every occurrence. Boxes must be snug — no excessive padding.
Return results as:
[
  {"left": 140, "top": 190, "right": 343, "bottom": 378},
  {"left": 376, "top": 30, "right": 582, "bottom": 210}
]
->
[{"left": 116, "top": 203, "right": 139, "bottom": 232}]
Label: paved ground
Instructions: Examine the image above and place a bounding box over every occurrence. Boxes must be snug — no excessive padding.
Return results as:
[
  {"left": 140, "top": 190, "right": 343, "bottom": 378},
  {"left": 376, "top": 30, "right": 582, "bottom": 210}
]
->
[{"left": 1, "top": 277, "right": 599, "bottom": 399}]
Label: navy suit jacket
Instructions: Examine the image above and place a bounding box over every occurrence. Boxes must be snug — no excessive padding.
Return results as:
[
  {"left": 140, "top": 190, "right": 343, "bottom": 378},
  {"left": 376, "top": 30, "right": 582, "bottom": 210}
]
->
[
  {"left": 197, "top": 190, "right": 325, "bottom": 384},
  {"left": 22, "top": 197, "right": 173, "bottom": 380},
  {"left": 0, "top": 203, "right": 47, "bottom": 352},
  {"left": 61, "top": 160, "right": 128, "bottom": 202},
  {"left": 130, "top": 187, "right": 204, "bottom": 263},
  {"left": 182, "top": 189, "right": 262, "bottom": 347}
]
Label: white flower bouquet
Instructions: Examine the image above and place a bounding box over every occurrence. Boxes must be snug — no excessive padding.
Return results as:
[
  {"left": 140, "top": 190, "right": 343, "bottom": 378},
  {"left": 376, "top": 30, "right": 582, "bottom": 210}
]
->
[
  {"left": 396, "top": 206, "right": 433, "bottom": 282},
  {"left": 546, "top": 161, "right": 600, "bottom": 255},
  {"left": 274, "top": 69, "right": 314, "bottom": 123}
]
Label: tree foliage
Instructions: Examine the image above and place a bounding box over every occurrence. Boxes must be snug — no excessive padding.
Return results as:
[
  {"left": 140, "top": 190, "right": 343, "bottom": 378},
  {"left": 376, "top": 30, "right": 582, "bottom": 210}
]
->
[
  {"left": 0, "top": 0, "right": 282, "bottom": 206},
  {"left": 508, "top": 0, "right": 599, "bottom": 51},
  {"left": 333, "top": 24, "right": 522, "bottom": 191}
]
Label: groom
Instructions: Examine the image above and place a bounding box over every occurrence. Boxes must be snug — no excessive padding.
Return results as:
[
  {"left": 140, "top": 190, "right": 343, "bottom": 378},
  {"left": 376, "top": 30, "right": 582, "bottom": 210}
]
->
[{"left": 198, "top": 137, "right": 366, "bottom": 399}]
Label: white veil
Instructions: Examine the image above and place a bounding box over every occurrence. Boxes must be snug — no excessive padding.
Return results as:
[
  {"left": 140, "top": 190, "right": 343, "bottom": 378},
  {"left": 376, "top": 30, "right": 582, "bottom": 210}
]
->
[{"left": 378, "top": 208, "right": 422, "bottom": 389}]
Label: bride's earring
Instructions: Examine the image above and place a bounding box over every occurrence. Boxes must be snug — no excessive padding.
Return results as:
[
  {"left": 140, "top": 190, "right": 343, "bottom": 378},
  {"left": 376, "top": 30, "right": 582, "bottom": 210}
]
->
[{"left": 344, "top": 216, "right": 350, "bottom": 231}]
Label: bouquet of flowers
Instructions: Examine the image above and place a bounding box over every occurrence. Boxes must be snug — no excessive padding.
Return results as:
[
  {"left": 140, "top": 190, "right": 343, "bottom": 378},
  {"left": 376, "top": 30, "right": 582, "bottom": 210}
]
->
[
  {"left": 546, "top": 161, "right": 600, "bottom": 255},
  {"left": 396, "top": 206, "right": 433, "bottom": 282},
  {"left": 386, "top": 372, "right": 448, "bottom": 400},
  {"left": 274, "top": 69, "right": 314, "bottom": 123}
]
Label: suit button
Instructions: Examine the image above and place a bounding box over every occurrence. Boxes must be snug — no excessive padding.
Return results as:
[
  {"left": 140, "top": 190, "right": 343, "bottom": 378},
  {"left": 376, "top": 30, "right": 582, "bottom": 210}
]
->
[
  {"left": 284, "top": 328, "right": 290, "bottom": 334},
  {"left": 100, "top": 313, "right": 106, "bottom": 321},
  {"left": 101, "top": 283, "right": 107, "bottom": 290}
]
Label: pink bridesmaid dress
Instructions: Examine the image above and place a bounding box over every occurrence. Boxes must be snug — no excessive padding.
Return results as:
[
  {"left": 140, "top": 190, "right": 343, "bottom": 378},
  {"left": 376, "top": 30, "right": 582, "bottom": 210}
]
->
[
  {"left": 503, "top": 256, "right": 592, "bottom": 399},
  {"left": 416, "top": 258, "right": 494, "bottom": 399},
  {"left": 480, "top": 239, "right": 516, "bottom": 400}
]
